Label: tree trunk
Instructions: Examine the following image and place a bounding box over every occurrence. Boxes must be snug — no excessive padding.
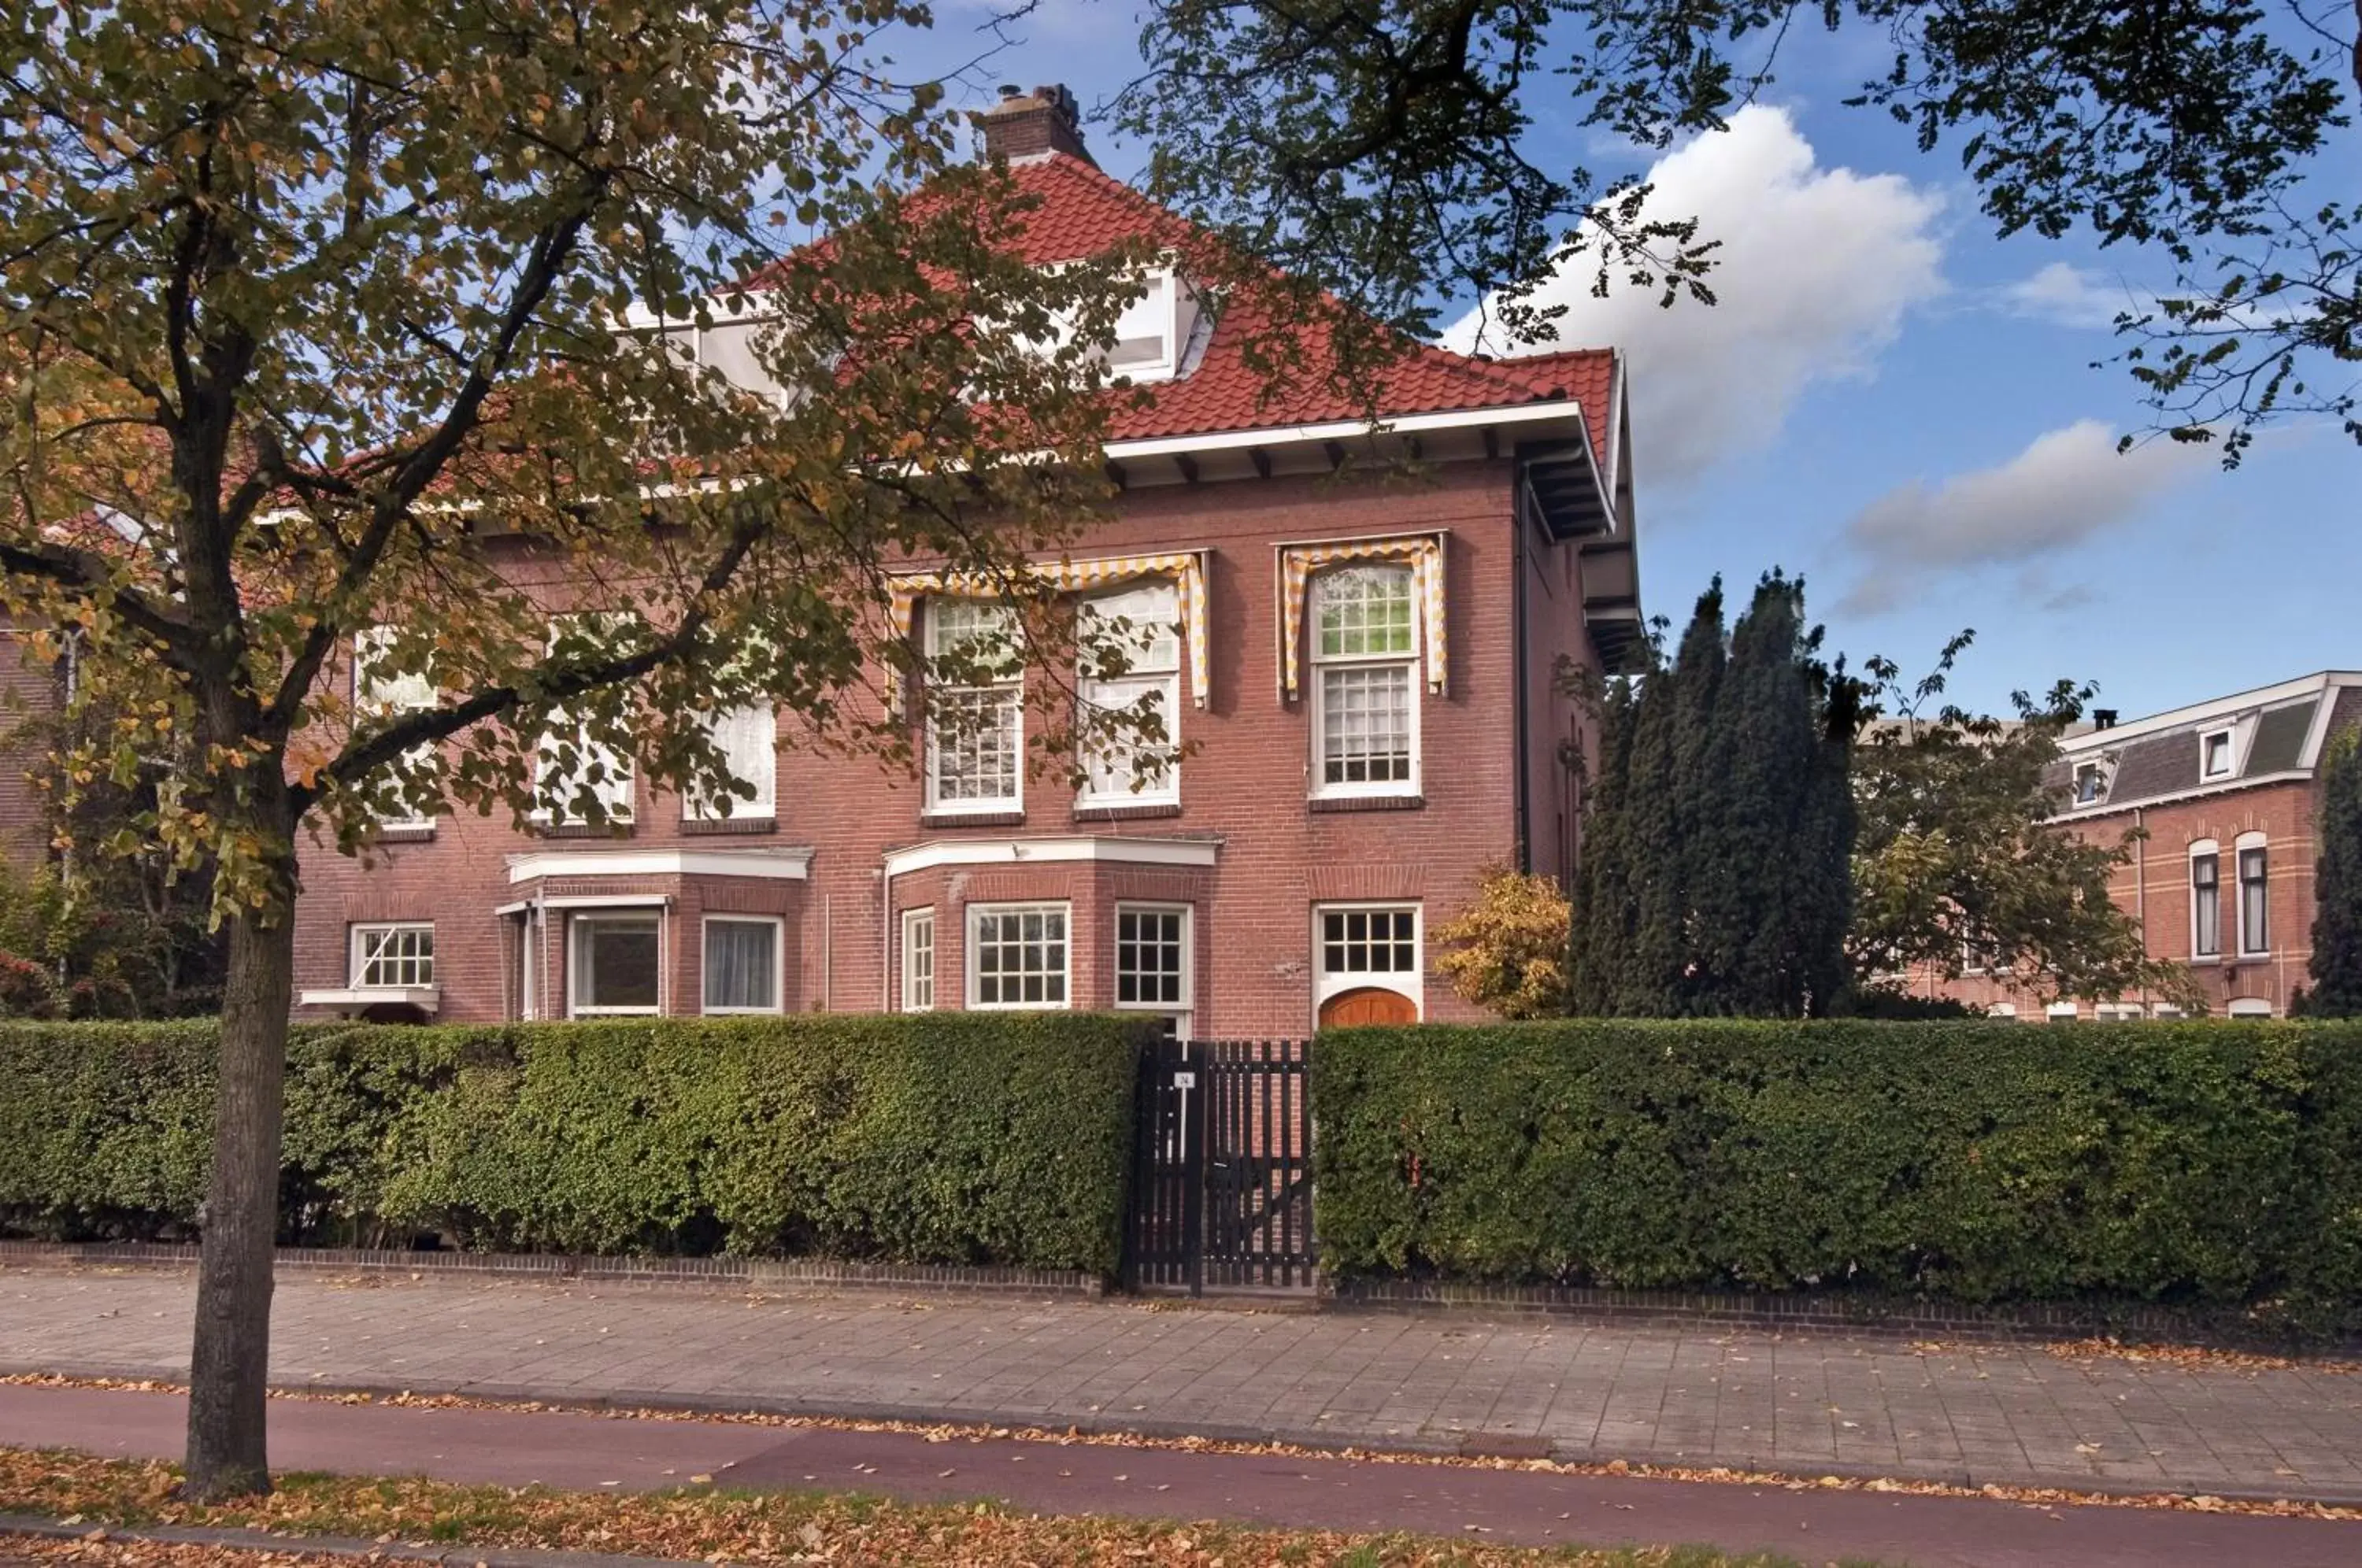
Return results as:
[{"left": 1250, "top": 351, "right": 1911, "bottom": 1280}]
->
[{"left": 182, "top": 889, "right": 296, "bottom": 1499}]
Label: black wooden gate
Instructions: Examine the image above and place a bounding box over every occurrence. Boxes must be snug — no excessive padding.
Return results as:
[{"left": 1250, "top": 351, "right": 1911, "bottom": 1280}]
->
[{"left": 1124, "top": 1038, "right": 1315, "bottom": 1294}]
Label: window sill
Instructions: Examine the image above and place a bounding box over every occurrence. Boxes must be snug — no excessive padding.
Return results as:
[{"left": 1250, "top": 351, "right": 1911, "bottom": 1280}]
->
[
  {"left": 1073, "top": 801, "right": 1184, "bottom": 822},
  {"left": 1309, "top": 793, "right": 1425, "bottom": 813},
  {"left": 534, "top": 821, "right": 635, "bottom": 840},
  {"left": 681, "top": 815, "right": 778, "bottom": 837},
  {"left": 922, "top": 808, "right": 1026, "bottom": 830},
  {"left": 371, "top": 824, "right": 437, "bottom": 845}
]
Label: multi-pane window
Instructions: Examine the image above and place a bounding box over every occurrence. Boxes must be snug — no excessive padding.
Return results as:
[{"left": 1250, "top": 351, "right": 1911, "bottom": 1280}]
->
[
  {"left": 684, "top": 703, "right": 777, "bottom": 821},
  {"left": 1320, "top": 907, "right": 1418, "bottom": 978},
  {"left": 2239, "top": 844, "right": 2269, "bottom": 955},
  {"left": 702, "top": 917, "right": 780, "bottom": 1013},
  {"left": 1312, "top": 567, "right": 1417, "bottom": 795},
  {"left": 537, "top": 616, "right": 638, "bottom": 825},
  {"left": 901, "top": 908, "right": 935, "bottom": 1012},
  {"left": 968, "top": 904, "right": 1068, "bottom": 1008},
  {"left": 926, "top": 601, "right": 1022, "bottom": 812},
  {"left": 351, "top": 924, "right": 434, "bottom": 989},
  {"left": 352, "top": 628, "right": 439, "bottom": 828},
  {"left": 1115, "top": 905, "right": 1190, "bottom": 1038},
  {"left": 570, "top": 912, "right": 661, "bottom": 1015},
  {"left": 2191, "top": 851, "right": 2222, "bottom": 957},
  {"left": 1078, "top": 583, "right": 1181, "bottom": 804}
]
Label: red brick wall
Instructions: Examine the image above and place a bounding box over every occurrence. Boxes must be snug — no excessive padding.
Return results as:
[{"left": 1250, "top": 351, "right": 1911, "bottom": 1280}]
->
[
  {"left": 1917, "top": 776, "right": 2321, "bottom": 1019},
  {"left": 293, "top": 458, "right": 1599, "bottom": 1035}
]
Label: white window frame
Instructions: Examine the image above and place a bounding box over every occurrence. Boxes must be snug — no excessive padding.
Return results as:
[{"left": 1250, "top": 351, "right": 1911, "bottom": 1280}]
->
[
  {"left": 2094, "top": 1002, "right": 2144, "bottom": 1022},
  {"left": 1308, "top": 567, "right": 1421, "bottom": 801},
  {"left": 2072, "top": 762, "right": 2105, "bottom": 806},
  {"left": 2201, "top": 727, "right": 2237, "bottom": 780},
  {"left": 2045, "top": 1000, "right": 2081, "bottom": 1023},
  {"left": 700, "top": 914, "right": 784, "bottom": 1015},
  {"left": 568, "top": 910, "right": 665, "bottom": 1018},
  {"left": 1076, "top": 584, "right": 1183, "bottom": 808},
  {"left": 683, "top": 702, "right": 778, "bottom": 822},
  {"left": 2227, "top": 997, "right": 2274, "bottom": 1019},
  {"left": 964, "top": 901, "right": 1072, "bottom": 1011},
  {"left": 2189, "top": 839, "right": 2223, "bottom": 959},
  {"left": 350, "top": 923, "right": 435, "bottom": 989},
  {"left": 1113, "top": 902, "right": 1194, "bottom": 1039},
  {"left": 1986, "top": 1003, "right": 2018, "bottom": 1019},
  {"left": 924, "top": 601, "right": 1024, "bottom": 816},
  {"left": 353, "top": 627, "right": 439, "bottom": 830},
  {"left": 901, "top": 907, "right": 936, "bottom": 1013},
  {"left": 2234, "top": 830, "right": 2270, "bottom": 957},
  {"left": 533, "top": 616, "right": 639, "bottom": 827},
  {"left": 1312, "top": 902, "right": 1423, "bottom": 1015}
]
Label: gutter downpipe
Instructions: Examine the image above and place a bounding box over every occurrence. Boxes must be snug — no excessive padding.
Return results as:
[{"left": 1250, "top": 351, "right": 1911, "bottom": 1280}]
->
[
  {"left": 2134, "top": 806, "right": 2149, "bottom": 1012},
  {"left": 1510, "top": 467, "right": 1532, "bottom": 874}
]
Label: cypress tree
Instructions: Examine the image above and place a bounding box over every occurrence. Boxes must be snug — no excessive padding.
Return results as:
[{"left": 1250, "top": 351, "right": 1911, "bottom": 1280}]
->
[
  {"left": 1567, "top": 673, "right": 1638, "bottom": 1015},
  {"left": 2312, "top": 725, "right": 2362, "bottom": 1017}
]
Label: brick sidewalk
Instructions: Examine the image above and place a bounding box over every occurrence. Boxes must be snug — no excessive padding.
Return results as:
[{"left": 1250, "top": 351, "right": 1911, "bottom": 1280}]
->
[{"left": 6, "top": 1266, "right": 2360, "bottom": 1501}]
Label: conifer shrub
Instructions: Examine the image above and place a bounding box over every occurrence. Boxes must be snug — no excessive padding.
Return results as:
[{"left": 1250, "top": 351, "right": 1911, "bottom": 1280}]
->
[
  {"left": 0, "top": 1014, "right": 1146, "bottom": 1274},
  {"left": 1315, "top": 1019, "right": 2362, "bottom": 1331}
]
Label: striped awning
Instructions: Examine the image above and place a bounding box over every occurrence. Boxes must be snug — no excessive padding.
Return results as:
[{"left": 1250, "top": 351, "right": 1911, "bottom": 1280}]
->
[
  {"left": 888, "top": 551, "right": 1209, "bottom": 708},
  {"left": 1276, "top": 534, "right": 1446, "bottom": 701}
]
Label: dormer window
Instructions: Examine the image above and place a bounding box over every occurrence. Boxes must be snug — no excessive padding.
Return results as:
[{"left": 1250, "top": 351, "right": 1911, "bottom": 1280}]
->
[
  {"left": 2202, "top": 727, "right": 2234, "bottom": 779},
  {"left": 2074, "top": 762, "right": 2105, "bottom": 805},
  {"left": 1101, "top": 268, "right": 1198, "bottom": 383}
]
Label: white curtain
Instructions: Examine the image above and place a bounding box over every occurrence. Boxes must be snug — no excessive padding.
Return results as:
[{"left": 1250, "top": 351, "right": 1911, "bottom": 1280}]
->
[{"left": 705, "top": 920, "right": 776, "bottom": 1010}]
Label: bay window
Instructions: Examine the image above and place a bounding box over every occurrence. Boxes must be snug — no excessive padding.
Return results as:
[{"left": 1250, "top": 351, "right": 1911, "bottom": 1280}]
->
[
  {"left": 569, "top": 912, "right": 661, "bottom": 1016},
  {"left": 968, "top": 903, "right": 1068, "bottom": 1009},
  {"left": 702, "top": 916, "right": 782, "bottom": 1013}
]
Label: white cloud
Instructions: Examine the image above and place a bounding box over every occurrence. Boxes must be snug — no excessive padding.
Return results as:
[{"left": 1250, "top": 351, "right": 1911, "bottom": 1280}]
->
[
  {"left": 1446, "top": 105, "right": 1946, "bottom": 481},
  {"left": 1996, "top": 262, "right": 2148, "bottom": 330},
  {"left": 1838, "top": 420, "right": 2206, "bottom": 616}
]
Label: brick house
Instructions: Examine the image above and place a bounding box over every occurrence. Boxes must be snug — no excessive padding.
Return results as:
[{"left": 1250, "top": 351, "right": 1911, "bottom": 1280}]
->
[
  {"left": 1929, "top": 671, "right": 2362, "bottom": 1020},
  {"left": 281, "top": 86, "right": 1646, "bottom": 1037}
]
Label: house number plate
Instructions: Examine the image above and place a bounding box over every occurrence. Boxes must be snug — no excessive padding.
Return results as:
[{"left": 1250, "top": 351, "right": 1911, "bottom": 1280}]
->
[{"left": 1172, "top": 1071, "right": 1196, "bottom": 1089}]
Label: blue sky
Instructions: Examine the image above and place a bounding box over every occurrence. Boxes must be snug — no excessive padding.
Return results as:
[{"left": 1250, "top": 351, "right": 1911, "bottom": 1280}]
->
[{"left": 902, "top": 5, "right": 2358, "bottom": 719}]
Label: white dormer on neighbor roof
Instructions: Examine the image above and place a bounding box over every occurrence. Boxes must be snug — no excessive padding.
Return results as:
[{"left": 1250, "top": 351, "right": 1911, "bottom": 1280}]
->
[{"left": 616, "top": 294, "right": 799, "bottom": 406}]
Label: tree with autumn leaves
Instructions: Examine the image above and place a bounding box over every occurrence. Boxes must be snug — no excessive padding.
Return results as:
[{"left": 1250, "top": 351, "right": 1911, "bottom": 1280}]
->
[{"left": 0, "top": 2, "right": 1184, "bottom": 1499}]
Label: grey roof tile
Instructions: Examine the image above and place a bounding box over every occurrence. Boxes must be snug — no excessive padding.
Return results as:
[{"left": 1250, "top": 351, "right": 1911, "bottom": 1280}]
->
[{"left": 2103, "top": 730, "right": 2201, "bottom": 807}]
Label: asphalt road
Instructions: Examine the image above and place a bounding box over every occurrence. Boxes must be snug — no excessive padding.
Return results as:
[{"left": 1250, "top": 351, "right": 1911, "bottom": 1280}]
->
[{"left": 3, "top": 1384, "right": 2357, "bottom": 1566}]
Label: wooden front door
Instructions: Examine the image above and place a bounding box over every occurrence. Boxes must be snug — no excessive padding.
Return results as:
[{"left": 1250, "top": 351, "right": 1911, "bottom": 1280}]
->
[{"left": 1318, "top": 987, "right": 1418, "bottom": 1028}]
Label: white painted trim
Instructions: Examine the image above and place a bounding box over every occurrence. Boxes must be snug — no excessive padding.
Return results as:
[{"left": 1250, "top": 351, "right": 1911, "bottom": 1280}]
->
[
  {"left": 542, "top": 893, "right": 672, "bottom": 910},
  {"left": 493, "top": 899, "right": 533, "bottom": 918},
  {"left": 880, "top": 834, "right": 1220, "bottom": 878},
  {"left": 508, "top": 847, "right": 813, "bottom": 884},
  {"left": 2190, "top": 839, "right": 2223, "bottom": 960},
  {"left": 299, "top": 986, "right": 440, "bottom": 1011},
  {"left": 2234, "top": 832, "right": 2272, "bottom": 958},
  {"left": 2053, "top": 768, "right": 2313, "bottom": 823},
  {"left": 2227, "top": 997, "right": 2275, "bottom": 1018},
  {"left": 1102, "top": 400, "right": 1586, "bottom": 462}
]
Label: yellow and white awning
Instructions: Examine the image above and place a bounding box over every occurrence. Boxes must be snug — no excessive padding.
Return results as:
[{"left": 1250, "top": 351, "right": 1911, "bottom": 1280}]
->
[
  {"left": 888, "top": 550, "right": 1209, "bottom": 707},
  {"left": 1275, "top": 533, "right": 1447, "bottom": 701}
]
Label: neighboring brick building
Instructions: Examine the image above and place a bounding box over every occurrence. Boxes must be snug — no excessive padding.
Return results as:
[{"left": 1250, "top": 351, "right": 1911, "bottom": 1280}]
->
[
  {"left": 287, "top": 87, "right": 1647, "bottom": 1037},
  {"left": 1932, "top": 671, "right": 2362, "bottom": 1021}
]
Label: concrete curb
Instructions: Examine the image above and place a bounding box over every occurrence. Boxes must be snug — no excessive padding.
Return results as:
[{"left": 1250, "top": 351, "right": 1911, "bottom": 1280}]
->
[
  {"left": 0, "top": 1512, "right": 694, "bottom": 1566},
  {"left": 13, "top": 1363, "right": 2360, "bottom": 1514}
]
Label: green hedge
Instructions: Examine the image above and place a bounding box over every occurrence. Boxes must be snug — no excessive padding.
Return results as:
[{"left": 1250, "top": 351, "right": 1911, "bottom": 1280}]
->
[
  {"left": 1314, "top": 1019, "right": 2362, "bottom": 1329},
  {"left": 0, "top": 1014, "right": 1146, "bottom": 1274}
]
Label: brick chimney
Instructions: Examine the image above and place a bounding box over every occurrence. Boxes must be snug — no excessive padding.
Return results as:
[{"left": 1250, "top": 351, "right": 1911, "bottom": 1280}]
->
[{"left": 975, "top": 83, "right": 1092, "bottom": 165}]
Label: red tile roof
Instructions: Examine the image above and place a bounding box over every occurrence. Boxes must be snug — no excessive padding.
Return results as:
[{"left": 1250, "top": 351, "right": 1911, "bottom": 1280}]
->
[{"left": 1005, "top": 156, "right": 1616, "bottom": 471}]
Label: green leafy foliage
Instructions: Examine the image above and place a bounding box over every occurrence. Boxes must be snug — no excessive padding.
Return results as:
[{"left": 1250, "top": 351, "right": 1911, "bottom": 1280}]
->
[
  {"left": 2312, "top": 725, "right": 2362, "bottom": 1018},
  {"left": 1849, "top": 634, "right": 2204, "bottom": 1011},
  {"left": 1431, "top": 864, "right": 1572, "bottom": 1019},
  {"left": 1568, "top": 574, "right": 1855, "bottom": 1017},
  {"left": 1313, "top": 1019, "right": 2362, "bottom": 1333},
  {"left": 0, "top": 1015, "right": 1146, "bottom": 1274}
]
